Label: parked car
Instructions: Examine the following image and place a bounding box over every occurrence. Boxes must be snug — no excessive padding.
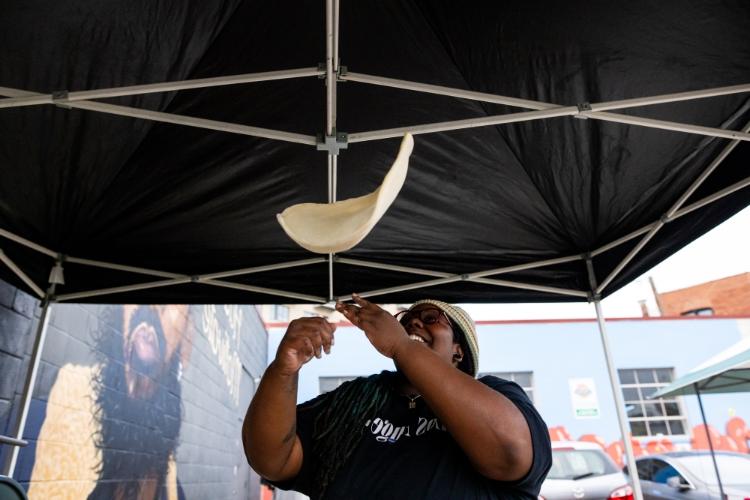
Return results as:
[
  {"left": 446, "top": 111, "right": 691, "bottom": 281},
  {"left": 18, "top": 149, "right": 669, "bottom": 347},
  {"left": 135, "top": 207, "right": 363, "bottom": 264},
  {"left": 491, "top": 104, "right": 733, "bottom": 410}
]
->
[
  {"left": 539, "top": 441, "right": 633, "bottom": 500},
  {"left": 625, "top": 451, "right": 750, "bottom": 500}
]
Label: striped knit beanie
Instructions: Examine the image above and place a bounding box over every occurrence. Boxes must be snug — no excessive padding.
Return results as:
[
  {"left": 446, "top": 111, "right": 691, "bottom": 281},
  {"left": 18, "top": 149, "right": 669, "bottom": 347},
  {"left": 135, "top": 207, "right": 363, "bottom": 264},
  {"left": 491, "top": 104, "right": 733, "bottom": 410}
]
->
[{"left": 410, "top": 300, "right": 479, "bottom": 377}]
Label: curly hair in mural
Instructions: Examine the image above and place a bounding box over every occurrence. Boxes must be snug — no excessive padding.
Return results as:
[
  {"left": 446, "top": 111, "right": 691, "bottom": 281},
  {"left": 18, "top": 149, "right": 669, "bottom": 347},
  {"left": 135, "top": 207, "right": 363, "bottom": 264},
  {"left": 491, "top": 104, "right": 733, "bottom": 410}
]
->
[{"left": 88, "top": 305, "right": 188, "bottom": 500}]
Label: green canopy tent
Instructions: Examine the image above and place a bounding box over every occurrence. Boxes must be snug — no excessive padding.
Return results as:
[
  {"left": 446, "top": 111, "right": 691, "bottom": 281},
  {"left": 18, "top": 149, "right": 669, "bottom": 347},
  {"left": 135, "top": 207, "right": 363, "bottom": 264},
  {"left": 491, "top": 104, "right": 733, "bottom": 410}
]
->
[{"left": 652, "top": 337, "right": 750, "bottom": 497}]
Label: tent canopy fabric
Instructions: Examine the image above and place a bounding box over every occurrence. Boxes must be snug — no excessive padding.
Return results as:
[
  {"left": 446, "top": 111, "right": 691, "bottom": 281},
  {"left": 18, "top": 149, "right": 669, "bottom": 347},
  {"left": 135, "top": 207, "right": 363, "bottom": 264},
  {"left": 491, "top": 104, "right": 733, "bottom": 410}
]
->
[
  {"left": 653, "top": 337, "right": 750, "bottom": 398},
  {"left": 1, "top": 0, "right": 749, "bottom": 304}
]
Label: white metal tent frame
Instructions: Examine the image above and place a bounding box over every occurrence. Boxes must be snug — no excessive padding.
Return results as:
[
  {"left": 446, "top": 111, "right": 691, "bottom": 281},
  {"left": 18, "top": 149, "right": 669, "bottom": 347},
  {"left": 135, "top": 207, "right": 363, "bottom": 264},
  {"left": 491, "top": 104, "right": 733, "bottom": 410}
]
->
[{"left": 1, "top": 1, "right": 749, "bottom": 496}]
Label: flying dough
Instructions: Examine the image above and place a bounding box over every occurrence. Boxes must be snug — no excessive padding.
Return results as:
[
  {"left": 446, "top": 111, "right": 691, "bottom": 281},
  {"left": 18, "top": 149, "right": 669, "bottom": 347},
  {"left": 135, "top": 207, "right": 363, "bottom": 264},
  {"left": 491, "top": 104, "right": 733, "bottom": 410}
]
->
[{"left": 277, "top": 133, "right": 414, "bottom": 254}]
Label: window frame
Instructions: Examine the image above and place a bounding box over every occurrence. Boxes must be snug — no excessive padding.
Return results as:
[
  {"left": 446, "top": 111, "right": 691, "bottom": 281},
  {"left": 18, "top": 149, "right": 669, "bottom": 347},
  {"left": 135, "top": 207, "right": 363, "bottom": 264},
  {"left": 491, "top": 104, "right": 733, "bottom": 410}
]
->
[
  {"left": 479, "top": 370, "right": 535, "bottom": 403},
  {"left": 318, "top": 375, "right": 357, "bottom": 394},
  {"left": 618, "top": 367, "right": 689, "bottom": 438}
]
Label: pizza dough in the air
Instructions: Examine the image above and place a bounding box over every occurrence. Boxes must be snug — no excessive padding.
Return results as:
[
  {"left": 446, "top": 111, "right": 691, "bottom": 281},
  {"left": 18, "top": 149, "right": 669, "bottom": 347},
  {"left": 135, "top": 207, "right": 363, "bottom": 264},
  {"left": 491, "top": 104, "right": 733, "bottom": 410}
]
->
[{"left": 277, "top": 133, "right": 414, "bottom": 254}]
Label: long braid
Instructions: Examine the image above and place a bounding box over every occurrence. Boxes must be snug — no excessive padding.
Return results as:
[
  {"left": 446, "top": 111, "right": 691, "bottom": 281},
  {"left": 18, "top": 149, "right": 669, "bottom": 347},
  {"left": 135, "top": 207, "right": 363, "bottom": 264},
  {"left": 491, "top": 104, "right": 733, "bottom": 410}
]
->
[{"left": 311, "top": 372, "right": 393, "bottom": 498}]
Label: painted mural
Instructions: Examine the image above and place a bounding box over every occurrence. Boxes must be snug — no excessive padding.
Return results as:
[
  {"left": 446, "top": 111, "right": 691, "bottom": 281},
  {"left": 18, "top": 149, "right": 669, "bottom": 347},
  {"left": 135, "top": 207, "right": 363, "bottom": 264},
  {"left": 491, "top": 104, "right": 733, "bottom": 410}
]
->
[
  {"left": 26, "top": 305, "right": 190, "bottom": 499},
  {"left": 0, "top": 299, "right": 264, "bottom": 500},
  {"left": 548, "top": 416, "right": 750, "bottom": 467}
]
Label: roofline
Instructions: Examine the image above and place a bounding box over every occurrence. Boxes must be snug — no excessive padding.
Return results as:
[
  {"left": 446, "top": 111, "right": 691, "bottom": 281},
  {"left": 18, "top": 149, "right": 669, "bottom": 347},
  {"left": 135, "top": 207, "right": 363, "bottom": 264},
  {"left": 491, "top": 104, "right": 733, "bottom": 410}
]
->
[{"left": 660, "top": 271, "right": 750, "bottom": 295}]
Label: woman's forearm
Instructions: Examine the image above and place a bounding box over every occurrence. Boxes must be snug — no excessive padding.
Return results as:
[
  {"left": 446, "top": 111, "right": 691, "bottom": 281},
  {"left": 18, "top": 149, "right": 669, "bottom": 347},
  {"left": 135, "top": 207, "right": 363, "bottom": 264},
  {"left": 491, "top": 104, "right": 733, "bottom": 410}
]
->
[
  {"left": 242, "top": 361, "right": 304, "bottom": 481},
  {"left": 393, "top": 341, "right": 532, "bottom": 481}
]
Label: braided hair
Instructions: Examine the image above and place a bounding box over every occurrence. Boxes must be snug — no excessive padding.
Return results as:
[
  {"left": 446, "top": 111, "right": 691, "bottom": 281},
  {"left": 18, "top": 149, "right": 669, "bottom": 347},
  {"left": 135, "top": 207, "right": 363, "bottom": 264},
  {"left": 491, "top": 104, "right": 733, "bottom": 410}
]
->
[
  {"left": 310, "top": 372, "right": 394, "bottom": 498},
  {"left": 308, "top": 313, "right": 468, "bottom": 497}
]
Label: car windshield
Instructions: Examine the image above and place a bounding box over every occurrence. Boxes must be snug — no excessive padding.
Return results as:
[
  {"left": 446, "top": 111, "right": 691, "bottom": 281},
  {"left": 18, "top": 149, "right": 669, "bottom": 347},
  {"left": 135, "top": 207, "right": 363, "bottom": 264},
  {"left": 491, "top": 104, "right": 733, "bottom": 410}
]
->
[
  {"left": 547, "top": 449, "right": 618, "bottom": 480},
  {"left": 677, "top": 455, "right": 750, "bottom": 485}
]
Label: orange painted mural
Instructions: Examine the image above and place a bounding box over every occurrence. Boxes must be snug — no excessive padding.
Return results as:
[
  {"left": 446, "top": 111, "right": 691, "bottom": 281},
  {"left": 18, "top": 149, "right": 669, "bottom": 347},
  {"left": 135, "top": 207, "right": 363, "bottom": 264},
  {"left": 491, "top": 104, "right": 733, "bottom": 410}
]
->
[{"left": 548, "top": 417, "right": 750, "bottom": 467}]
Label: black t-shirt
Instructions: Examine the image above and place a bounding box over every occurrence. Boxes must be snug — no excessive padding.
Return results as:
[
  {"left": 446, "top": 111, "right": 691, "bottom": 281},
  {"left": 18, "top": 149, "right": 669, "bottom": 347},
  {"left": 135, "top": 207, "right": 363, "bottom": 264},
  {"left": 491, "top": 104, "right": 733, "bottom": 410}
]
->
[{"left": 271, "top": 373, "right": 552, "bottom": 499}]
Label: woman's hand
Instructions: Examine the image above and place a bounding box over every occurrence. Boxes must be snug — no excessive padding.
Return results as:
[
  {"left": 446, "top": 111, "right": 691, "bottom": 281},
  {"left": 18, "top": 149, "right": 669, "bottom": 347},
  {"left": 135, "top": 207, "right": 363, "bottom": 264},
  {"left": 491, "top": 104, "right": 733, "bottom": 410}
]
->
[
  {"left": 274, "top": 317, "right": 336, "bottom": 376},
  {"left": 336, "top": 294, "right": 410, "bottom": 359}
]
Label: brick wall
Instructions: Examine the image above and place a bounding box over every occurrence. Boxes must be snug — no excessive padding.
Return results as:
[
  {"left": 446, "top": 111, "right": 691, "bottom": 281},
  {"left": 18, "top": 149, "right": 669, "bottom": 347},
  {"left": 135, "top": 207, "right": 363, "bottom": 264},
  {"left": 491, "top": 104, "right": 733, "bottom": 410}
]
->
[
  {"left": 0, "top": 279, "right": 38, "bottom": 464},
  {"left": 659, "top": 272, "right": 750, "bottom": 316}
]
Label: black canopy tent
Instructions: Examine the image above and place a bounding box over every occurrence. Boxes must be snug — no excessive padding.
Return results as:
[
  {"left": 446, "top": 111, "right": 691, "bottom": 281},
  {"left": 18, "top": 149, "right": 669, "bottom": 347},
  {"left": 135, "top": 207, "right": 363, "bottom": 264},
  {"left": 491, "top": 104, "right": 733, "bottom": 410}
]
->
[{"left": 1, "top": 1, "right": 749, "bottom": 496}]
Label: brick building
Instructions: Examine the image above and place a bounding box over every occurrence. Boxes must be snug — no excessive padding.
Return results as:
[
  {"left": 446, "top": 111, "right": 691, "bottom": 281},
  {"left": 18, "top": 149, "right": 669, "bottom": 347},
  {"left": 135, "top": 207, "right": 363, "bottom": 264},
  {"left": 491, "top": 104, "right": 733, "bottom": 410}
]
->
[{"left": 658, "top": 272, "right": 750, "bottom": 317}]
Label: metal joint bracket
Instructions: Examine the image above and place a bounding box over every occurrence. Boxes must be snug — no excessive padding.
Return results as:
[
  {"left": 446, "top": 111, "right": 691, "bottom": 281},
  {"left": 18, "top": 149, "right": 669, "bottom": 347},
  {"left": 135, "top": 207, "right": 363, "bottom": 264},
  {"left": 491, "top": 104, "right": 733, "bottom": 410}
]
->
[
  {"left": 586, "top": 291, "right": 601, "bottom": 303},
  {"left": 48, "top": 256, "right": 65, "bottom": 285},
  {"left": 337, "top": 65, "right": 348, "bottom": 80},
  {"left": 317, "top": 130, "right": 348, "bottom": 155},
  {"left": 659, "top": 214, "right": 670, "bottom": 224},
  {"left": 190, "top": 275, "right": 200, "bottom": 283},
  {"left": 52, "top": 90, "right": 71, "bottom": 109},
  {"left": 460, "top": 274, "right": 470, "bottom": 281},
  {"left": 317, "top": 63, "right": 327, "bottom": 79},
  {"left": 575, "top": 102, "right": 592, "bottom": 119}
]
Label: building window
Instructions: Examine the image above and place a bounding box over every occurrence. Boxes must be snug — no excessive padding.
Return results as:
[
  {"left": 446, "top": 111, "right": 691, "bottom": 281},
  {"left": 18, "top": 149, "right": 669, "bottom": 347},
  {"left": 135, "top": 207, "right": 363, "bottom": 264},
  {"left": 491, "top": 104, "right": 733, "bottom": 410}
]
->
[
  {"left": 272, "top": 305, "right": 289, "bottom": 321},
  {"left": 680, "top": 307, "right": 714, "bottom": 317},
  {"left": 479, "top": 371, "right": 534, "bottom": 403},
  {"left": 618, "top": 368, "right": 687, "bottom": 437},
  {"left": 319, "top": 376, "right": 357, "bottom": 394}
]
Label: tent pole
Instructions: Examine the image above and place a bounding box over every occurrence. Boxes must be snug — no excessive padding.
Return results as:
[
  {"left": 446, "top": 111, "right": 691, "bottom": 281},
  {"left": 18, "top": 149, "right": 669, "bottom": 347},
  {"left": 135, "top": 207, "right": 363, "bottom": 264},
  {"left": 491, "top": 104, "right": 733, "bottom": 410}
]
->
[
  {"left": 199, "top": 280, "right": 327, "bottom": 303},
  {"left": 0, "top": 249, "right": 45, "bottom": 298},
  {"left": 0, "top": 68, "right": 324, "bottom": 110},
  {"left": 342, "top": 74, "right": 750, "bottom": 144},
  {"left": 68, "top": 99, "right": 318, "bottom": 145},
  {"left": 340, "top": 275, "right": 587, "bottom": 302},
  {"left": 674, "top": 174, "right": 750, "bottom": 219},
  {"left": 348, "top": 106, "right": 578, "bottom": 142},
  {"left": 343, "top": 72, "right": 750, "bottom": 114},
  {"left": 592, "top": 167, "right": 750, "bottom": 259},
  {"left": 586, "top": 259, "right": 644, "bottom": 500},
  {"left": 70, "top": 256, "right": 325, "bottom": 281},
  {"left": 56, "top": 277, "right": 192, "bottom": 301},
  {"left": 55, "top": 277, "right": 327, "bottom": 303},
  {"left": 0, "top": 86, "right": 317, "bottom": 145},
  {"left": 347, "top": 107, "right": 750, "bottom": 144},
  {"left": 594, "top": 118, "right": 750, "bottom": 292},
  {"left": 593, "top": 299, "right": 644, "bottom": 500},
  {"left": 324, "top": 0, "right": 339, "bottom": 302},
  {"left": 337, "top": 253, "right": 582, "bottom": 278},
  {"left": 0, "top": 228, "right": 57, "bottom": 258},
  {"left": 2, "top": 299, "right": 52, "bottom": 477},
  {"left": 336, "top": 258, "right": 453, "bottom": 277},
  {"left": 694, "top": 383, "right": 725, "bottom": 498},
  {"left": 2, "top": 258, "right": 63, "bottom": 477},
  {"left": 583, "top": 111, "right": 750, "bottom": 141},
  {"left": 199, "top": 258, "right": 326, "bottom": 280}
]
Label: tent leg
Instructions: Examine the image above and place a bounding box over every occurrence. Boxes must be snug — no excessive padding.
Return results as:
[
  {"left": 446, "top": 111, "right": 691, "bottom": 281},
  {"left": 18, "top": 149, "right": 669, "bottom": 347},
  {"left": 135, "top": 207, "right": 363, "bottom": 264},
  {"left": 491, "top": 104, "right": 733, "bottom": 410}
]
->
[
  {"left": 593, "top": 298, "right": 645, "bottom": 500},
  {"left": 2, "top": 296, "right": 53, "bottom": 477},
  {"left": 694, "top": 383, "right": 725, "bottom": 498}
]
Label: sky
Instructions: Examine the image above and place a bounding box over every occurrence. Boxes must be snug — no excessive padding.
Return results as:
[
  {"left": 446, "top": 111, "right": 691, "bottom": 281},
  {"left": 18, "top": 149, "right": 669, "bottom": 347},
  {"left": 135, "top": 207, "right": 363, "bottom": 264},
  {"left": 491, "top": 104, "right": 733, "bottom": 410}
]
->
[{"left": 461, "top": 206, "right": 750, "bottom": 321}]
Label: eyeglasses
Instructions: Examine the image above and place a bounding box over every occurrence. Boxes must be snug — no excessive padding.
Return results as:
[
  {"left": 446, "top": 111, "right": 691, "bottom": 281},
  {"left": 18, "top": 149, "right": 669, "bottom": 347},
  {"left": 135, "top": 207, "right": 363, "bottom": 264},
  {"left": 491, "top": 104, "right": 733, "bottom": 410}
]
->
[{"left": 394, "top": 307, "right": 451, "bottom": 328}]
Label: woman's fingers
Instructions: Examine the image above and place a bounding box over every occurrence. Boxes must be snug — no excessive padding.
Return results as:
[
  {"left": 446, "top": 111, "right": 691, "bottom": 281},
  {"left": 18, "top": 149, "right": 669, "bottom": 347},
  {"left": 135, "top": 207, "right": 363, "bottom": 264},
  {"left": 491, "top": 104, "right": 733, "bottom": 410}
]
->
[
  {"left": 335, "top": 301, "right": 360, "bottom": 324},
  {"left": 308, "top": 317, "right": 335, "bottom": 354},
  {"left": 352, "top": 293, "right": 373, "bottom": 310},
  {"left": 286, "top": 318, "right": 336, "bottom": 360},
  {"left": 301, "top": 337, "right": 315, "bottom": 361}
]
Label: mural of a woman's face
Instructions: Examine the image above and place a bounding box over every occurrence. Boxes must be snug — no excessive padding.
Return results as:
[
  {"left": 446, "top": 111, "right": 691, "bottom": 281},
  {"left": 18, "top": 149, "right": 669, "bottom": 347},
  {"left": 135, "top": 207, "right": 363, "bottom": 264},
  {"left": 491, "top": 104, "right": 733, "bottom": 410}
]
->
[{"left": 122, "top": 305, "right": 190, "bottom": 399}]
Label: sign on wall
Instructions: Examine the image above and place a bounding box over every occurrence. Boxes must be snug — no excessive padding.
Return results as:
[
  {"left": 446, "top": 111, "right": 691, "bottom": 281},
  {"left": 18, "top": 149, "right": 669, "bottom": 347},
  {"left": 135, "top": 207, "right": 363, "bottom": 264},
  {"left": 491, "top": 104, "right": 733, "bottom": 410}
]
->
[{"left": 569, "top": 378, "right": 600, "bottom": 419}]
